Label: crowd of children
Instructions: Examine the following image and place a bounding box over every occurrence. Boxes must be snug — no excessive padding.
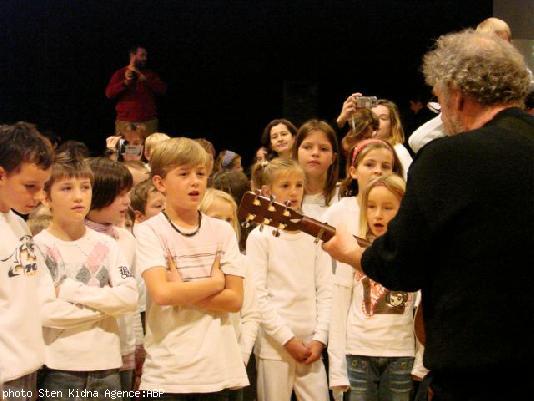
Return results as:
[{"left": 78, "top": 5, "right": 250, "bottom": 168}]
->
[{"left": 6, "top": 61, "right": 531, "bottom": 400}]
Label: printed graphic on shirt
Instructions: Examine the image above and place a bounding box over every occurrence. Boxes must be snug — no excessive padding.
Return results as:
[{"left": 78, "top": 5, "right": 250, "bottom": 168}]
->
[
  {"left": 4, "top": 235, "right": 38, "bottom": 278},
  {"left": 118, "top": 265, "right": 133, "bottom": 279},
  {"left": 357, "top": 272, "right": 410, "bottom": 316},
  {"left": 42, "top": 241, "right": 119, "bottom": 287}
]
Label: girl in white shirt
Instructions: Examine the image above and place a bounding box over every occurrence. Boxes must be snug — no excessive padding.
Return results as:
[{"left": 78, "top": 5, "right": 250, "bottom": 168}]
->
[
  {"left": 327, "top": 168, "right": 415, "bottom": 401},
  {"left": 246, "top": 158, "right": 333, "bottom": 401},
  {"left": 293, "top": 120, "right": 340, "bottom": 222},
  {"left": 85, "top": 157, "right": 144, "bottom": 394}
]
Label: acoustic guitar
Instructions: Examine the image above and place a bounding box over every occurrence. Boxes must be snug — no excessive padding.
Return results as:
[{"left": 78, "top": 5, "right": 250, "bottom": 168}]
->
[
  {"left": 238, "top": 190, "right": 427, "bottom": 345},
  {"left": 238, "top": 191, "right": 370, "bottom": 248}
]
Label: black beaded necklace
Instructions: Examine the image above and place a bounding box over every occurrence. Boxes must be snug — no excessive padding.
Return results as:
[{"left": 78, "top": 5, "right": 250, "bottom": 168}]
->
[{"left": 162, "top": 210, "right": 202, "bottom": 237}]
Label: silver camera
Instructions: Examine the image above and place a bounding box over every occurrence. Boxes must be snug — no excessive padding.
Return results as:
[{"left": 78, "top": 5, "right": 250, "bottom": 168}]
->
[{"left": 355, "top": 96, "right": 378, "bottom": 108}]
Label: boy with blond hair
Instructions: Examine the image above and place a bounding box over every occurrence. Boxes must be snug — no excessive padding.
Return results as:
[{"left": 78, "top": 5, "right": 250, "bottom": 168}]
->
[
  {"left": 143, "top": 132, "right": 170, "bottom": 162},
  {"left": 134, "top": 137, "right": 248, "bottom": 399}
]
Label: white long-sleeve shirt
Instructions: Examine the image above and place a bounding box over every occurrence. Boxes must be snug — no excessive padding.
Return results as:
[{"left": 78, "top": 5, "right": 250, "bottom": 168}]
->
[
  {"left": 246, "top": 227, "right": 333, "bottom": 360},
  {"left": 0, "top": 211, "right": 51, "bottom": 381},
  {"left": 393, "top": 143, "right": 413, "bottom": 181},
  {"left": 231, "top": 254, "right": 260, "bottom": 364},
  {"left": 35, "top": 227, "right": 137, "bottom": 371},
  {"left": 408, "top": 114, "right": 445, "bottom": 154}
]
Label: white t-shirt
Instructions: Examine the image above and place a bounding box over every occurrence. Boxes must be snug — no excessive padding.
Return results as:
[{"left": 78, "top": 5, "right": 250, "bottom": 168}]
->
[
  {"left": 0, "top": 211, "right": 49, "bottom": 381},
  {"left": 302, "top": 186, "right": 340, "bottom": 222},
  {"left": 34, "top": 227, "right": 138, "bottom": 371},
  {"left": 246, "top": 226, "right": 333, "bottom": 361},
  {"left": 134, "top": 212, "right": 249, "bottom": 393}
]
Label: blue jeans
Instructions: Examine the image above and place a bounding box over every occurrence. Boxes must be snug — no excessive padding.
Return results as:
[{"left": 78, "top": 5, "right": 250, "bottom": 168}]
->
[
  {"left": 346, "top": 356, "right": 413, "bottom": 401},
  {"left": 41, "top": 368, "right": 121, "bottom": 401}
]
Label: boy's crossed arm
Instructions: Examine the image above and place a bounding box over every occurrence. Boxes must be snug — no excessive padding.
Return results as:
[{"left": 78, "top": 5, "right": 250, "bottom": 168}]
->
[
  {"left": 143, "top": 255, "right": 226, "bottom": 307},
  {"left": 164, "top": 252, "right": 244, "bottom": 313}
]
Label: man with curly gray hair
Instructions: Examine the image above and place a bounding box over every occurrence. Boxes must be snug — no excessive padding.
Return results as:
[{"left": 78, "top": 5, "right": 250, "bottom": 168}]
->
[
  {"left": 423, "top": 29, "right": 530, "bottom": 135},
  {"left": 323, "top": 29, "right": 534, "bottom": 401}
]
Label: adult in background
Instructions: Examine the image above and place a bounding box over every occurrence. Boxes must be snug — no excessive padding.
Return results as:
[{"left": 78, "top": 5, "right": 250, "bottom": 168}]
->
[
  {"left": 322, "top": 29, "right": 534, "bottom": 401},
  {"left": 105, "top": 45, "right": 166, "bottom": 137}
]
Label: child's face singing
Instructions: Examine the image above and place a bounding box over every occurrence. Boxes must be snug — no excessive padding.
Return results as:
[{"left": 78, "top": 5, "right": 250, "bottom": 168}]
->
[
  {"left": 0, "top": 162, "right": 51, "bottom": 214},
  {"left": 264, "top": 171, "right": 304, "bottom": 210},
  {"left": 350, "top": 147, "right": 393, "bottom": 192},
  {"left": 297, "top": 130, "right": 335, "bottom": 179},
  {"left": 155, "top": 163, "right": 208, "bottom": 212},
  {"left": 47, "top": 176, "right": 92, "bottom": 224},
  {"left": 366, "top": 185, "right": 401, "bottom": 237}
]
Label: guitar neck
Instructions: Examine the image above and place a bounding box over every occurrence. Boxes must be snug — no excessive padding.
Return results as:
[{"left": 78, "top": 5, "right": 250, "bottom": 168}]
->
[
  {"left": 299, "top": 216, "right": 371, "bottom": 248},
  {"left": 237, "top": 191, "right": 371, "bottom": 248}
]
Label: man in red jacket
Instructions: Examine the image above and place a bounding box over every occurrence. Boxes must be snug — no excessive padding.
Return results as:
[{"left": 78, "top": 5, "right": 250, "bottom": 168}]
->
[{"left": 105, "top": 45, "right": 166, "bottom": 137}]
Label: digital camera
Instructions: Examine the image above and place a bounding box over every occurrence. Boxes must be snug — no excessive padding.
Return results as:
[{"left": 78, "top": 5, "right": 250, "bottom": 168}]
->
[{"left": 355, "top": 96, "right": 378, "bottom": 108}]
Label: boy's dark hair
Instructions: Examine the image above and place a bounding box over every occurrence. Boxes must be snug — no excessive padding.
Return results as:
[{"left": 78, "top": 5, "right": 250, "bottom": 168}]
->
[
  {"left": 56, "top": 141, "right": 91, "bottom": 159},
  {"left": 130, "top": 178, "right": 156, "bottom": 214},
  {"left": 45, "top": 151, "right": 94, "bottom": 193},
  {"left": 0, "top": 121, "right": 54, "bottom": 173},
  {"left": 88, "top": 157, "right": 133, "bottom": 210},
  {"left": 212, "top": 170, "right": 250, "bottom": 206}
]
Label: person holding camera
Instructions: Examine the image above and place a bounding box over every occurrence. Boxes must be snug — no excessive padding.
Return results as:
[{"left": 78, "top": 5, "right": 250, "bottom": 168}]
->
[{"left": 105, "top": 45, "right": 166, "bottom": 137}]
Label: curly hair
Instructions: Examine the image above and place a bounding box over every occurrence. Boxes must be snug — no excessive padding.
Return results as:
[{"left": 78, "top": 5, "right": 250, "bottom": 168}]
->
[{"left": 422, "top": 29, "right": 530, "bottom": 106}]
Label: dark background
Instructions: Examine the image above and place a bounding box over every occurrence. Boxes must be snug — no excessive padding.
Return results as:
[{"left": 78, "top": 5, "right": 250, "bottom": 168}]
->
[{"left": 0, "top": 1, "right": 492, "bottom": 165}]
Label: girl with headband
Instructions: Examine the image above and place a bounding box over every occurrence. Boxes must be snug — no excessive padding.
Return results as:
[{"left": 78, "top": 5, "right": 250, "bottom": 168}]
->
[{"left": 214, "top": 149, "right": 243, "bottom": 174}]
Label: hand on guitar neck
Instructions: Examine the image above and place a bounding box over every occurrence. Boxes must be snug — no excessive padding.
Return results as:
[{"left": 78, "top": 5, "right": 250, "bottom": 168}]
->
[{"left": 238, "top": 191, "right": 368, "bottom": 270}]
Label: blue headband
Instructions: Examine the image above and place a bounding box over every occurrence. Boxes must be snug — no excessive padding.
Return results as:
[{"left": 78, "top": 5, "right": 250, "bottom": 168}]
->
[{"left": 222, "top": 151, "right": 238, "bottom": 168}]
